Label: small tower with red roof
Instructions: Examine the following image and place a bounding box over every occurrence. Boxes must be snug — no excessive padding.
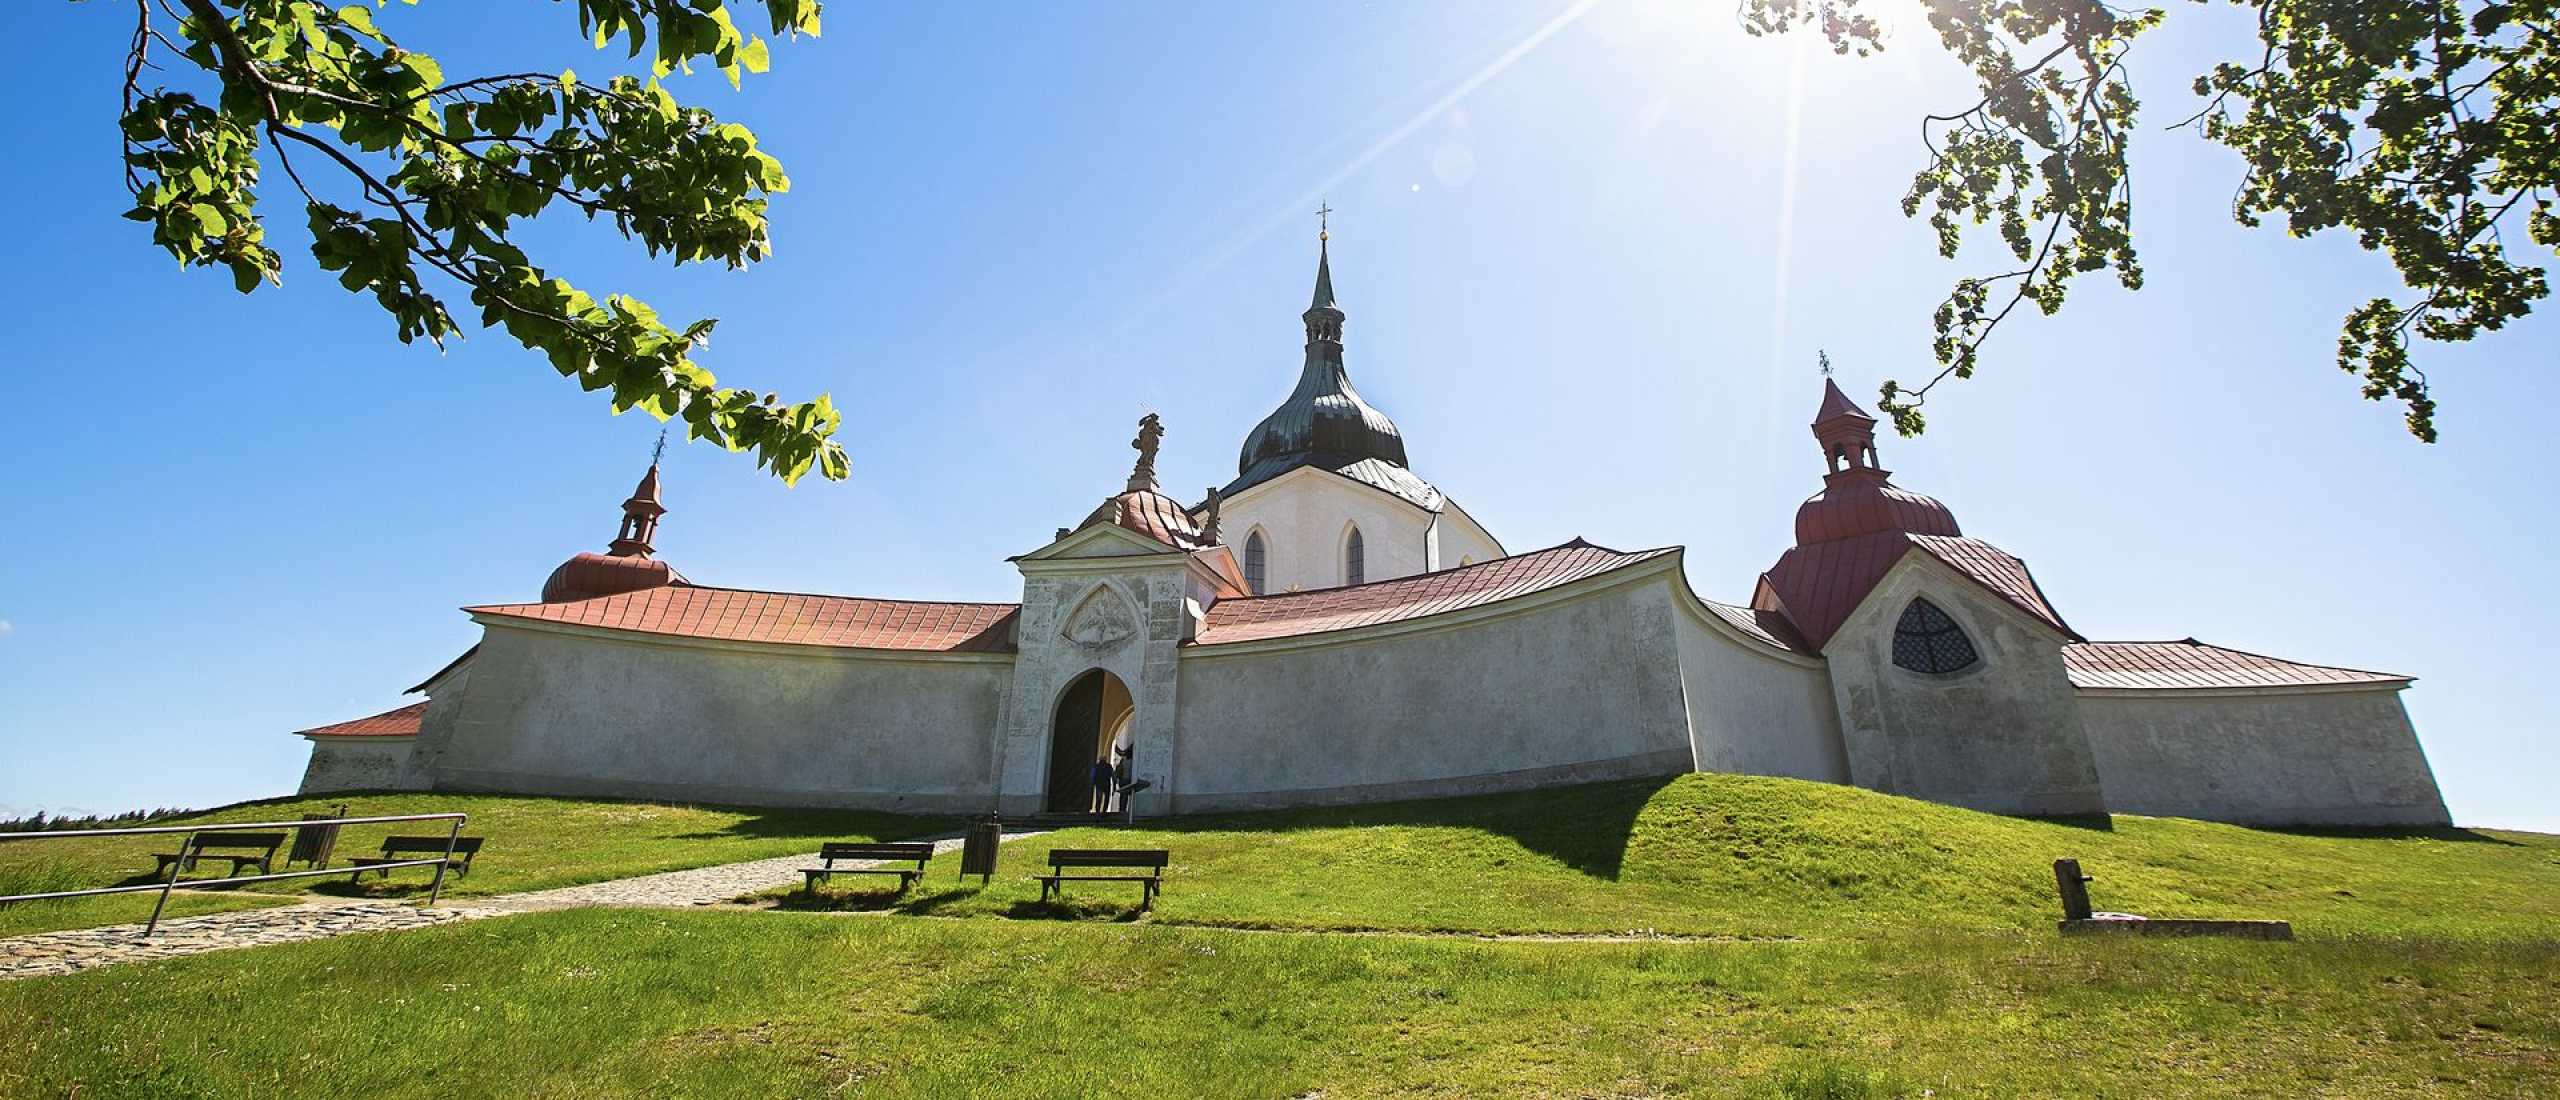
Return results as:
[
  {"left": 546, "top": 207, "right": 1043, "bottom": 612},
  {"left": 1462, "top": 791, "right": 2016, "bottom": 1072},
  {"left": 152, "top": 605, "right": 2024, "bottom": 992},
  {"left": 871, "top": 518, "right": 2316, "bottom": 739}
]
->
[{"left": 541, "top": 462, "right": 688, "bottom": 603}]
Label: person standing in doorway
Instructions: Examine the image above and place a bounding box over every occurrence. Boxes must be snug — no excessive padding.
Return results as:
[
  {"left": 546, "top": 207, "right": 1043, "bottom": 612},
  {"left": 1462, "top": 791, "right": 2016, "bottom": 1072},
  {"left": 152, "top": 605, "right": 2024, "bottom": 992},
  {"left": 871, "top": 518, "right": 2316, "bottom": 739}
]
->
[
  {"left": 1113, "top": 746, "right": 1136, "bottom": 820},
  {"left": 1089, "top": 754, "right": 1116, "bottom": 815}
]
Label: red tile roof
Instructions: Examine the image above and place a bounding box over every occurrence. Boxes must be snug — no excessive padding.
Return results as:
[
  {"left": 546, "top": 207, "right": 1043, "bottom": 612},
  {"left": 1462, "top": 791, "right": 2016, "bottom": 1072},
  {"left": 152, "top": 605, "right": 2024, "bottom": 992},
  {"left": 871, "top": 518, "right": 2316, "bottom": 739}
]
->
[
  {"left": 2063, "top": 640, "right": 2409, "bottom": 691},
  {"left": 296, "top": 702, "right": 427, "bottom": 739},
  {"left": 1193, "top": 540, "right": 1675, "bottom": 646},
  {"left": 1758, "top": 531, "right": 2076, "bottom": 651},
  {"left": 468, "top": 586, "right": 1020, "bottom": 653}
]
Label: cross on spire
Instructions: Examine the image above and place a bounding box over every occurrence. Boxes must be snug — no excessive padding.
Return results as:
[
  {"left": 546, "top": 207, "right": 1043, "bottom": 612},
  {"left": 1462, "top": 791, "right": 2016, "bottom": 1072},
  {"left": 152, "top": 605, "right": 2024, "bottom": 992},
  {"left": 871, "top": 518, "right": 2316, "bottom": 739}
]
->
[
  {"left": 650, "top": 426, "right": 669, "bottom": 466},
  {"left": 1819, "top": 350, "right": 1833, "bottom": 378},
  {"left": 1316, "top": 202, "right": 1332, "bottom": 242}
]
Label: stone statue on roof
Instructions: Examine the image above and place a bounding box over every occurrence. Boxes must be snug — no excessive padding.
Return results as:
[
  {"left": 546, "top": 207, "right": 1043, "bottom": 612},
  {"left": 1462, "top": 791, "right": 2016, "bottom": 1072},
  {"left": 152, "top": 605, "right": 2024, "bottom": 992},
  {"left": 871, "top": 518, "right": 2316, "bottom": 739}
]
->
[{"left": 1128, "top": 413, "right": 1164, "bottom": 492}]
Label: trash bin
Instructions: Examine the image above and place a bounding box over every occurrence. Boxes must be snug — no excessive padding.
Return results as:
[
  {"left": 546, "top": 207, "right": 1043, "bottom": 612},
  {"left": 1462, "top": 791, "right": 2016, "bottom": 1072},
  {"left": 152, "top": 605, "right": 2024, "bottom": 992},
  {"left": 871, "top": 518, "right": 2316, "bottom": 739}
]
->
[
  {"left": 287, "top": 805, "right": 347, "bottom": 868},
  {"left": 959, "top": 815, "right": 1002, "bottom": 884}
]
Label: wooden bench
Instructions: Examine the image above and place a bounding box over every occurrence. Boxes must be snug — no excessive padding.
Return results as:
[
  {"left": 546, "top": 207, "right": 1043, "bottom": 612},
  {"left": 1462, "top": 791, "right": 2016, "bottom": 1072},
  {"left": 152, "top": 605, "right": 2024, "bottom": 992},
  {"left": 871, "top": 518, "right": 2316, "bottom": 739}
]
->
[
  {"left": 801, "top": 842, "right": 938, "bottom": 894},
  {"left": 153, "top": 832, "right": 286, "bottom": 879},
  {"left": 347, "top": 836, "right": 485, "bottom": 881},
  {"left": 1034, "top": 848, "right": 1170, "bottom": 908}
]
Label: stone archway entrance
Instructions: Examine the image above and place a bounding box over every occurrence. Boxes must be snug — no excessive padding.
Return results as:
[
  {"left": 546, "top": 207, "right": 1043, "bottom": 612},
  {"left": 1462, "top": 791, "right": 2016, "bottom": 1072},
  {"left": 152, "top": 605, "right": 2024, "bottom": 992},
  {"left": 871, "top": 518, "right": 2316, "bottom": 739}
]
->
[{"left": 1045, "top": 669, "right": 1134, "bottom": 814}]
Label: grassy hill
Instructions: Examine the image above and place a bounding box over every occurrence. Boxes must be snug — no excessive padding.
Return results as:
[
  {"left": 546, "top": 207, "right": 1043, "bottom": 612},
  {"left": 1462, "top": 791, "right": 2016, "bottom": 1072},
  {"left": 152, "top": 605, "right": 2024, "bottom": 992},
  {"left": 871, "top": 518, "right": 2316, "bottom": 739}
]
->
[
  {"left": 3, "top": 776, "right": 2553, "bottom": 1097},
  {"left": 777, "top": 775, "right": 2558, "bottom": 941}
]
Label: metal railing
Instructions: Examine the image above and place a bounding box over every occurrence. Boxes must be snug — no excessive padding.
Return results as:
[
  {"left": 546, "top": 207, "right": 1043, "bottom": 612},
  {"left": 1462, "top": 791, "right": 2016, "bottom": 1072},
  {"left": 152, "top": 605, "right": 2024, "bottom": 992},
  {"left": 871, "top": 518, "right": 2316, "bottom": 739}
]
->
[{"left": 0, "top": 812, "right": 468, "bottom": 935}]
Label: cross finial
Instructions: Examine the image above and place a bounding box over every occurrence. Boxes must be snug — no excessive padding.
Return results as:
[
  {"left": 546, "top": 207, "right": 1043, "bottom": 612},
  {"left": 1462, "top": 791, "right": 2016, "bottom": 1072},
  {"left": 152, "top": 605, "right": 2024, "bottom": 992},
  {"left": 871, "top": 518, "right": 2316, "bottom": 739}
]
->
[
  {"left": 650, "top": 426, "right": 669, "bottom": 465},
  {"left": 1818, "top": 350, "right": 1833, "bottom": 378},
  {"left": 1316, "top": 202, "right": 1332, "bottom": 242}
]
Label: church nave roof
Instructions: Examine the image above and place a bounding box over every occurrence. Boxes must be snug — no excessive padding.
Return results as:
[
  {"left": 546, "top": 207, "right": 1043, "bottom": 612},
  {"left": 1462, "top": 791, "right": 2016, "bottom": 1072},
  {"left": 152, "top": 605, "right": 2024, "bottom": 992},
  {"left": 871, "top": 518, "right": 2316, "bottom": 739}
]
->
[
  {"left": 470, "top": 586, "right": 1021, "bottom": 654},
  {"left": 1193, "top": 539, "right": 1677, "bottom": 646}
]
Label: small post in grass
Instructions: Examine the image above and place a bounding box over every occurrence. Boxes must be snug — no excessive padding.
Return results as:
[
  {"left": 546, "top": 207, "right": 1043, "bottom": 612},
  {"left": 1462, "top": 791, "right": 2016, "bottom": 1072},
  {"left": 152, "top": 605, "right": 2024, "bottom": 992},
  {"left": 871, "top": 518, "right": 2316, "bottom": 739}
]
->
[{"left": 2054, "top": 858, "right": 2095, "bottom": 922}]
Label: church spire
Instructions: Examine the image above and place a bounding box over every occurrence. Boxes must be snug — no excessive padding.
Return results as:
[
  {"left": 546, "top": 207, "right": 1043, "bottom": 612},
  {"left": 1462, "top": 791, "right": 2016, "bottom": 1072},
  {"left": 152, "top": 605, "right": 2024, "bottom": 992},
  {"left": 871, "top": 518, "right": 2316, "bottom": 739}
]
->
[
  {"left": 606, "top": 459, "right": 667, "bottom": 558},
  {"left": 1304, "top": 204, "right": 1343, "bottom": 344}
]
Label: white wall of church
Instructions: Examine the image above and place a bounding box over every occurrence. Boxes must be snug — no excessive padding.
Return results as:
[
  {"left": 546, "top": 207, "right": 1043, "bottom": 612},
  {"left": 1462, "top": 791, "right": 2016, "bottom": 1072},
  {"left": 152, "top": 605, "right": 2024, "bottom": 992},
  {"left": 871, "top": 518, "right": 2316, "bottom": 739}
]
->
[
  {"left": 1221, "top": 470, "right": 1436, "bottom": 592},
  {"left": 421, "top": 624, "right": 1011, "bottom": 812},
  {"left": 1821, "top": 557, "right": 2108, "bottom": 816},
  {"left": 1431, "top": 499, "right": 1505, "bottom": 569},
  {"left": 1168, "top": 575, "right": 1696, "bottom": 811},
  {"left": 2078, "top": 686, "right": 2451, "bottom": 826},
  {"left": 1670, "top": 601, "right": 1849, "bottom": 783},
  {"left": 297, "top": 737, "right": 422, "bottom": 793}
]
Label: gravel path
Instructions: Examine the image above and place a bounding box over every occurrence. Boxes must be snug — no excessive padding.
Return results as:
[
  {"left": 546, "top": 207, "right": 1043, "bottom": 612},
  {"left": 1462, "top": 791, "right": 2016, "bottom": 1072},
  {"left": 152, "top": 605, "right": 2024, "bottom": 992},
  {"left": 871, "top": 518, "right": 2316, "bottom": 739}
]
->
[{"left": 1, "top": 831, "right": 1018, "bottom": 981}]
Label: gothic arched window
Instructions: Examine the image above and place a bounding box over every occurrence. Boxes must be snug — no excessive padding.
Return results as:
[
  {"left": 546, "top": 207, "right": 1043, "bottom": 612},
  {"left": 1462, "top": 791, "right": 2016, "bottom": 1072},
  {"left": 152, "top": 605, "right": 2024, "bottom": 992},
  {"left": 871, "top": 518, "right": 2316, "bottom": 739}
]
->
[
  {"left": 1344, "top": 526, "right": 1366, "bottom": 586},
  {"left": 1243, "top": 531, "right": 1268, "bottom": 595},
  {"left": 1892, "top": 598, "right": 1979, "bottom": 674}
]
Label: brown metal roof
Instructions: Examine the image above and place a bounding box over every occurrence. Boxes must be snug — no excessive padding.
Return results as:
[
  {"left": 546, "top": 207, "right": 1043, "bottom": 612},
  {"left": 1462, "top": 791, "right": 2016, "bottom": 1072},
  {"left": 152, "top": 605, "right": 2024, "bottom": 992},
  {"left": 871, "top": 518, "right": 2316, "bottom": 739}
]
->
[
  {"left": 2063, "top": 639, "right": 2409, "bottom": 691},
  {"left": 1758, "top": 530, "right": 2076, "bottom": 651},
  {"left": 1194, "top": 540, "right": 1674, "bottom": 646},
  {"left": 469, "top": 587, "right": 1020, "bottom": 653},
  {"left": 295, "top": 702, "right": 427, "bottom": 738}
]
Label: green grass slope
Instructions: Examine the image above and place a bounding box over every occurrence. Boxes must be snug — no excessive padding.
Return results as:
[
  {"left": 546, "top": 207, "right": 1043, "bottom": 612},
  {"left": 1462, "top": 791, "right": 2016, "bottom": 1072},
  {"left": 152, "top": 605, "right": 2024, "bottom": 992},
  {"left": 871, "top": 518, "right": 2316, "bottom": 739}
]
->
[
  {"left": 0, "top": 792, "right": 950, "bottom": 936},
  {"left": 2, "top": 909, "right": 2551, "bottom": 1098},
  {"left": 784, "top": 775, "right": 2559, "bottom": 941}
]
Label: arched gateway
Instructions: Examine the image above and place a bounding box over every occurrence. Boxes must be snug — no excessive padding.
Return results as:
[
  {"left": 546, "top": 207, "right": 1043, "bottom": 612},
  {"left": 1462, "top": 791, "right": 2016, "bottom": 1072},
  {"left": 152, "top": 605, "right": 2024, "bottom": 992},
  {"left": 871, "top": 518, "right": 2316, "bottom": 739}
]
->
[{"left": 1045, "top": 669, "right": 1133, "bottom": 813}]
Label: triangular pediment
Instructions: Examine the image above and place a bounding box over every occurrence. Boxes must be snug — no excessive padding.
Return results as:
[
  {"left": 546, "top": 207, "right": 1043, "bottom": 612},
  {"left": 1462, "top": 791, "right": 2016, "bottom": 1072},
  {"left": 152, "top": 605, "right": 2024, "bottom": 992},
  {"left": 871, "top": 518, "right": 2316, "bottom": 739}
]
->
[{"left": 1015, "top": 520, "right": 1184, "bottom": 562}]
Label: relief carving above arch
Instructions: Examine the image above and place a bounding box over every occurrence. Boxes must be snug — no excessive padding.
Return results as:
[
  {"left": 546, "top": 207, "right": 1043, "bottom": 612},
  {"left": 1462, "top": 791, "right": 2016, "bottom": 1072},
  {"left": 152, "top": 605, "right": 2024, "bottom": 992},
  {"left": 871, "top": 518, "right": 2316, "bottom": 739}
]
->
[{"left": 1061, "top": 584, "right": 1139, "bottom": 651}]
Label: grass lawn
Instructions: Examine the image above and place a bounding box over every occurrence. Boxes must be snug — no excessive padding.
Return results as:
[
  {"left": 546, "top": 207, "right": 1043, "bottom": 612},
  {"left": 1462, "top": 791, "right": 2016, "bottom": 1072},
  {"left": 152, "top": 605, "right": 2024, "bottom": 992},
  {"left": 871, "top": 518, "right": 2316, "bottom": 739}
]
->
[
  {"left": 0, "top": 792, "right": 950, "bottom": 936},
  {"left": 6, "top": 776, "right": 2554, "bottom": 1096},
  {"left": 2, "top": 908, "right": 2552, "bottom": 1098},
  {"left": 766, "top": 775, "right": 2560, "bottom": 942}
]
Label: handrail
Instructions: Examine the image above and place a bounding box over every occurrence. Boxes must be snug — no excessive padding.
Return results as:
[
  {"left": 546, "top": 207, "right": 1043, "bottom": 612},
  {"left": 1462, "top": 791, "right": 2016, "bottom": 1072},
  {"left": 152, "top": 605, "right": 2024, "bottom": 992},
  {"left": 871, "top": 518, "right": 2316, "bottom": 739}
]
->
[
  {"left": 0, "top": 811, "right": 469, "bottom": 936},
  {"left": 0, "top": 811, "right": 467, "bottom": 842}
]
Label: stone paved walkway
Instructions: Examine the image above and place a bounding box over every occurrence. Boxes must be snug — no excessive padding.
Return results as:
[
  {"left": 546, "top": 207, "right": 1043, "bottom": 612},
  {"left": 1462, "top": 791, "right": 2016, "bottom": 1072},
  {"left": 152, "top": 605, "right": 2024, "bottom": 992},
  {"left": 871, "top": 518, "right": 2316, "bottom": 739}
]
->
[{"left": 1, "top": 832, "right": 1003, "bottom": 981}]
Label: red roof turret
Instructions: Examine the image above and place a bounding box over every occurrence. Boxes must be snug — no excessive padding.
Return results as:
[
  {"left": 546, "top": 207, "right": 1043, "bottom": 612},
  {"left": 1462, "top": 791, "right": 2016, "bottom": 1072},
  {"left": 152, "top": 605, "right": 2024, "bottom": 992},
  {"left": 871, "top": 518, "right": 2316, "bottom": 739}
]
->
[
  {"left": 1755, "top": 376, "right": 2071, "bottom": 650},
  {"left": 1791, "top": 380, "right": 1960, "bottom": 543},
  {"left": 542, "top": 461, "right": 688, "bottom": 603}
]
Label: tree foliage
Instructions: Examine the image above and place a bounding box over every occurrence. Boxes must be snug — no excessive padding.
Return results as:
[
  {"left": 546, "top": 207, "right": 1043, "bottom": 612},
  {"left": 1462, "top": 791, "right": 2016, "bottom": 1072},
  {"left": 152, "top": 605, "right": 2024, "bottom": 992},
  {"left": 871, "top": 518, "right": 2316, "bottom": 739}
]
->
[
  {"left": 108, "top": 0, "right": 849, "bottom": 482},
  {"left": 1745, "top": 0, "right": 2559, "bottom": 441}
]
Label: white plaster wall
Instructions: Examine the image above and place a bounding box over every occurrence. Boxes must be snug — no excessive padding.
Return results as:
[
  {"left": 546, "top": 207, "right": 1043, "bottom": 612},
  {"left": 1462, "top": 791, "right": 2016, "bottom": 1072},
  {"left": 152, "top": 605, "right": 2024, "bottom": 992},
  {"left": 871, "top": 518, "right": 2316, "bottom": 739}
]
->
[
  {"left": 1221, "top": 470, "right": 1436, "bottom": 592},
  {"left": 1822, "top": 556, "right": 2107, "bottom": 816},
  {"left": 1432, "top": 498, "right": 1505, "bottom": 567},
  {"left": 1170, "top": 576, "right": 1695, "bottom": 810},
  {"left": 423, "top": 624, "right": 1011, "bottom": 812},
  {"left": 2079, "top": 687, "right": 2450, "bottom": 826},
  {"left": 1671, "top": 605, "right": 1849, "bottom": 782},
  {"left": 298, "top": 737, "right": 422, "bottom": 793}
]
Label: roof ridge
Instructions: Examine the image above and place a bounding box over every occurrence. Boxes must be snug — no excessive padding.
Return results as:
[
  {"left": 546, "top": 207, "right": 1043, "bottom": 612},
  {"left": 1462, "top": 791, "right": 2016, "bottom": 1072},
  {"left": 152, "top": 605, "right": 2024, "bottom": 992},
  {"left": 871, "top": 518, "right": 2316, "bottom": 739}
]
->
[
  {"left": 2073, "top": 637, "right": 2410, "bottom": 681},
  {"left": 470, "top": 585, "right": 1024, "bottom": 612},
  {"left": 1212, "top": 539, "right": 1670, "bottom": 605}
]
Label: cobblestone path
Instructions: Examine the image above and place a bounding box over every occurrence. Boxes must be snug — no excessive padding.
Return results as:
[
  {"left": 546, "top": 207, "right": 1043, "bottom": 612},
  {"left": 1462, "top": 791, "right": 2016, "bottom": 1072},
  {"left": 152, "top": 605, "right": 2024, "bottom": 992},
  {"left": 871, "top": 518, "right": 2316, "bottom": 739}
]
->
[
  {"left": 1, "top": 832, "right": 1010, "bottom": 981},
  {"left": 1, "top": 900, "right": 507, "bottom": 980}
]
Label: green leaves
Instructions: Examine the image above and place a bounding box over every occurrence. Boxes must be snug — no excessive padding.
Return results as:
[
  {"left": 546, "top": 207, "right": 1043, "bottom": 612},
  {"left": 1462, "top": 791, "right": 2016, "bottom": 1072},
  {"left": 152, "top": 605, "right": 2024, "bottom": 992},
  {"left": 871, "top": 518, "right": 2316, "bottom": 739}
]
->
[
  {"left": 119, "top": 91, "right": 283, "bottom": 294},
  {"left": 2189, "top": 0, "right": 2557, "bottom": 443},
  {"left": 1755, "top": 0, "right": 2555, "bottom": 441},
  {"left": 114, "top": 0, "right": 847, "bottom": 483}
]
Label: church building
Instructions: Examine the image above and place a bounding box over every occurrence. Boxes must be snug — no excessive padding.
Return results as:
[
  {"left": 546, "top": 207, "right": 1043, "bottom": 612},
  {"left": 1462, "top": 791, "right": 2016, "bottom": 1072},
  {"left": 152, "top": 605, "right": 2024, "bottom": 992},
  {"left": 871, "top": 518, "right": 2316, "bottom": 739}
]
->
[{"left": 293, "top": 237, "right": 2451, "bottom": 827}]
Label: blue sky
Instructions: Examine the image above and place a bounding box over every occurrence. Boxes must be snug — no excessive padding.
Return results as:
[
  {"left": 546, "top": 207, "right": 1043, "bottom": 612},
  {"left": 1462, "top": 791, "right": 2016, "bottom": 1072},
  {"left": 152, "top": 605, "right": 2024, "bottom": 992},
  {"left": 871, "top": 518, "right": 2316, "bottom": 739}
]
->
[{"left": 3, "top": 1, "right": 2550, "bottom": 829}]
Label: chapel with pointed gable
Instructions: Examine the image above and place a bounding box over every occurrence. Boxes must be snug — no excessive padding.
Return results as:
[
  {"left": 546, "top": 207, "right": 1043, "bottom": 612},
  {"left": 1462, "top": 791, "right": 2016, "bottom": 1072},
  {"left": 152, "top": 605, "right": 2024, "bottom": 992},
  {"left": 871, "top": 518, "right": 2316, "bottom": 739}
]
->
[{"left": 292, "top": 236, "right": 2449, "bottom": 827}]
